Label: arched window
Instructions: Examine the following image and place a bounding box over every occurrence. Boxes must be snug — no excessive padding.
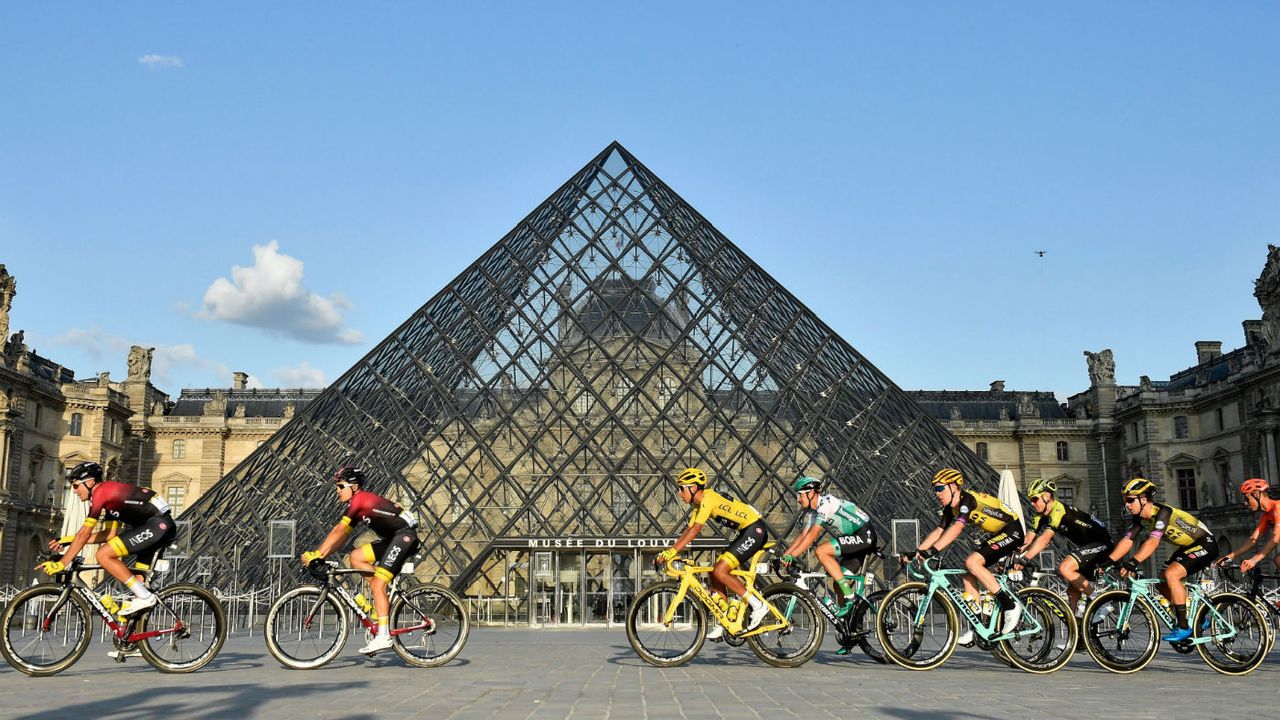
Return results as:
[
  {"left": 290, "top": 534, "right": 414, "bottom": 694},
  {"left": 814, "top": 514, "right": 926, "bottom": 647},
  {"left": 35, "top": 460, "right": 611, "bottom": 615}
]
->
[
  {"left": 69, "top": 412, "right": 83, "bottom": 436},
  {"left": 976, "top": 442, "right": 989, "bottom": 461}
]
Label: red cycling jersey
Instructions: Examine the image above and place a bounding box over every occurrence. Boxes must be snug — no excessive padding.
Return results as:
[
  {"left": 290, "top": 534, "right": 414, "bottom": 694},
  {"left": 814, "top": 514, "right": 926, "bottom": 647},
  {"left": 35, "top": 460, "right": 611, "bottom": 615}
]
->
[
  {"left": 84, "top": 480, "right": 169, "bottom": 529},
  {"left": 340, "top": 490, "right": 415, "bottom": 539},
  {"left": 1254, "top": 499, "right": 1280, "bottom": 539}
]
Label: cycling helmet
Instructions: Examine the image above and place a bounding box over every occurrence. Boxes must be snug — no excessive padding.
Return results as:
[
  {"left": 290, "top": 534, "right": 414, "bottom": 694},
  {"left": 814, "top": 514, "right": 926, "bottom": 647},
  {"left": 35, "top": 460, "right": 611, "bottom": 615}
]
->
[
  {"left": 675, "top": 468, "right": 708, "bottom": 487},
  {"left": 1121, "top": 477, "right": 1156, "bottom": 497},
  {"left": 333, "top": 465, "right": 365, "bottom": 486},
  {"left": 792, "top": 476, "right": 823, "bottom": 494},
  {"left": 933, "top": 468, "right": 964, "bottom": 487},
  {"left": 67, "top": 461, "right": 102, "bottom": 483},
  {"left": 1240, "top": 478, "right": 1269, "bottom": 496},
  {"left": 1027, "top": 478, "right": 1057, "bottom": 498}
]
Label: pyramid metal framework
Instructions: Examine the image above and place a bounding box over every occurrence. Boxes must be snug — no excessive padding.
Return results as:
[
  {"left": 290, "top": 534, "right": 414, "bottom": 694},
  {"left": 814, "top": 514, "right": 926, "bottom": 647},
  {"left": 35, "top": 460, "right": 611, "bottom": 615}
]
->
[{"left": 174, "top": 142, "right": 996, "bottom": 592}]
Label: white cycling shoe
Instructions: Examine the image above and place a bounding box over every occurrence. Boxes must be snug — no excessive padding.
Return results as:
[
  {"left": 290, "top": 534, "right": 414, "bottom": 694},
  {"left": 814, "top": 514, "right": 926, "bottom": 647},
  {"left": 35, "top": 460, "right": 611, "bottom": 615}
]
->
[
  {"left": 359, "top": 634, "right": 394, "bottom": 655},
  {"left": 705, "top": 623, "right": 724, "bottom": 640},
  {"left": 118, "top": 595, "right": 157, "bottom": 618},
  {"left": 746, "top": 602, "right": 769, "bottom": 631},
  {"left": 1000, "top": 604, "right": 1023, "bottom": 635},
  {"left": 957, "top": 629, "right": 974, "bottom": 646}
]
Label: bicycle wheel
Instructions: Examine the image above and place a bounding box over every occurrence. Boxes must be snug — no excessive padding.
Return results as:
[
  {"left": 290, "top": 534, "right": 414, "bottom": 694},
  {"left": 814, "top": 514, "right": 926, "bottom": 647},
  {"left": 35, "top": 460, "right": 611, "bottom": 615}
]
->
[
  {"left": 625, "top": 581, "right": 706, "bottom": 667},
  {"left": 1082, "top": 590, "right": 1158, "bottom": 673},
  {"left": 874, "top": 581, "right": 958, "bottom": 670},
  {"left": 391, "top": 584, "right": 469, "bottom": 668},
  {"left": 1000, "top": 587, "right": 1077, "bottom": 674},
  {"left": 264, "top": 586, "right": 349, "bottom": 669},
  {"left": 137, "top": 584, "right": 227, "bottom": 673},
  {"left": 747, "top": 582, "right": 823, "bottom": 668},
  {"left": 850, "top": 590, "right": 888, "bottom": 663},
  {"left": 0, "top": 586, "right": 92, "bottom": 677},
  {"left": 1194, "top": 592, "right": 1268, "bottom": 675}
]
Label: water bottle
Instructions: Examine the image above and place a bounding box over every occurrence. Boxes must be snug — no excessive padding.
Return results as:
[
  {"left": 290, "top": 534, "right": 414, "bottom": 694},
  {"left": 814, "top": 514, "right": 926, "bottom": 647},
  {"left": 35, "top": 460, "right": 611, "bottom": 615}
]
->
[
  {"left": 980, "top": 593, "right": 995, "bottom": 619},
  {"left": 354, "top": 593, "right": 374, "bottom": 615},
  {"left": 864, "top": 571, "right": 876, "bottom": 593},
  {"left": 100, "top": 594, "right": 120, "bottom": 615},
  {"left": 1075, "top": 598, "right": 1087, "bottom": 619}
]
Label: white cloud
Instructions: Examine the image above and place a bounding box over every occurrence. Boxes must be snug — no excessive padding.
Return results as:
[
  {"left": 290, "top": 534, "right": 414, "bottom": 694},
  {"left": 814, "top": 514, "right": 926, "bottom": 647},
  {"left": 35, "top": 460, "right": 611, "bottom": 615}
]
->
[
  {"left": 138, "top": 54, "right": 184, "bottom": 69},
  {"left": 47, "top": 328, "right": 233, "bottom": 388},
  {"left": 273, "top": 361, "right": 326, "bottom": 388},
  {"left": 198, "top": 241, "right": 364, "bottom": 345},
  {"left": 48, "top": 327, "right": 130, "bottom": 361},
  {"left": 150, "top": 343, "right": 231, "bottom": 388}
]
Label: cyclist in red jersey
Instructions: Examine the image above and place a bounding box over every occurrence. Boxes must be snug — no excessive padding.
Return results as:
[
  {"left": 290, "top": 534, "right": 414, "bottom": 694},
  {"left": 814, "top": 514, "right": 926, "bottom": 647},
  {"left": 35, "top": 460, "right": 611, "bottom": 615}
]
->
[
  {"left": 38, "top": 461, "right": 176, "bottom": 617},
  {"left": 301, "top": 465, "right": 420, "bottom": 655},
  {"left": 1216, "top": 478, "right": 1280, "bottom": 573}
]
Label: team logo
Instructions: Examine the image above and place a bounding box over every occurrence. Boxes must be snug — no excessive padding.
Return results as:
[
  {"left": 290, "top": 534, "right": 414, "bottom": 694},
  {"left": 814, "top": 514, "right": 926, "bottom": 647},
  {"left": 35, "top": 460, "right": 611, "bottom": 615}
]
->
[
  {"left": 402, "top": 535, "right": 412, "bottom": 543},
  {"left": 159, "top": 522, "right": 169, "bottom": 530}
]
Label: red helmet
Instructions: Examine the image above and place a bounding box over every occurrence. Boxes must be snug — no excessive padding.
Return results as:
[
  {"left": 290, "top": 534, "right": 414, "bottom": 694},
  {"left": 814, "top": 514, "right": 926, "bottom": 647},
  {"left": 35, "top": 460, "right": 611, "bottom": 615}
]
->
[{"left": 1240, "top": 478, "right": 1269, "bottom": 496}]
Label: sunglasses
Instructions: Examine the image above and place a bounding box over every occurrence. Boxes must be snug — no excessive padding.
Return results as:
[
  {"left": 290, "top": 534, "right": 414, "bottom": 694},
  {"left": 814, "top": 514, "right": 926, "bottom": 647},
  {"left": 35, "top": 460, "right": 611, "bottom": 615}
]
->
[
  {"left": 336, "top": 482, "right": 356, "bottom": 491},
  {"left": 1123, "top": 496, "right": 1142, "bottom": 504},
  {"left": 932, "top": 485, "right": 948, "bottom": 493}
]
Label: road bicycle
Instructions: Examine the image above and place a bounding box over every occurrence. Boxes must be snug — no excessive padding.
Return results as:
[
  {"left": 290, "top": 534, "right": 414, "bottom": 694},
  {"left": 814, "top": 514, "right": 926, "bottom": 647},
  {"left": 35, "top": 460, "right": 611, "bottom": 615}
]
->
[
  {"left": 784, "top": 551, "right": 895, "bottom": 663},
  {"left": 1218, "top": 562, "right": 1280, "bottom": 655},
  {"left": 875, "top": 556, "right": 1076, "bottom": 673},
  {"left": 1, "top": 552, "right": 226, "bottom": 677},
  {"left": 1081, "top": 567, "right": 1268, "bottom": 675},
  {"left": 625, "top": 543, "right": 823, "bottom": 667},
  {"left": 264, "top": 558, "right": 468, "bottom": 669}
]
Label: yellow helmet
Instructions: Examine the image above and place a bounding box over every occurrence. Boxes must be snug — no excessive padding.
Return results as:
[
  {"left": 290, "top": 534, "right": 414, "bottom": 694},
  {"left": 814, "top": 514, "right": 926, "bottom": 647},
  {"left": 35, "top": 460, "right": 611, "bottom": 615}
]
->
[
  {"left": 1027, "top": 478, "right": 1057, "bottom": 498},
  {"left": 675, "top": 468, "right": 708, "bottom": 487},
  {"left": 1121, "top": 477, "right": 1156, "bottom": 497},
  {"left": 933, "top": 468, "right": 964, "bottom": 487}
]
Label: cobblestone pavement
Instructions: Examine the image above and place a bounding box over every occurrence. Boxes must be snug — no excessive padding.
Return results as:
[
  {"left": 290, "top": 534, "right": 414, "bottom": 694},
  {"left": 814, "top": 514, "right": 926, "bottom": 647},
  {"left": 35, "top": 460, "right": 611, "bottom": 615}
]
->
[{"left": 0, "top": 629, "right": 1273, "bottom": 719}]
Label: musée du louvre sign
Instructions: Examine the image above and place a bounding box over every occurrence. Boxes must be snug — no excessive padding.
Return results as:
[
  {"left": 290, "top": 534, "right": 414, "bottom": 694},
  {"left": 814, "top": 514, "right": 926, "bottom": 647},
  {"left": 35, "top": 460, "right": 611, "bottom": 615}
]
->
[{"left": 492, "top": 537, "right": 728, "bottom": 550}]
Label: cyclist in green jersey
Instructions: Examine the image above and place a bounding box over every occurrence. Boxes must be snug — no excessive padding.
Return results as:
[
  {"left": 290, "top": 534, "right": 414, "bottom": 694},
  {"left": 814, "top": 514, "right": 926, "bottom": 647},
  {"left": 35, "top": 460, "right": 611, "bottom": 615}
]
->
[{"left": 779, "top": 476, "right": 878, "bottom": 618}]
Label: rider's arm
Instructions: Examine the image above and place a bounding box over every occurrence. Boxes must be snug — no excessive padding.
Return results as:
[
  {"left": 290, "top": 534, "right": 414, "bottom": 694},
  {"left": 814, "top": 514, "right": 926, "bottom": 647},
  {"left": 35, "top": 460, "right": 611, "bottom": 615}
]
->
[
  {"left": 1249, "top": 525, "right": 1280, "bottom": 565},
  {"left": 927, "top": 520, "right": 965, "bottom": 553},
  {"left": 670, "top": 523, "right": 703, "bottom": 553},
  {"left": 1108, "top": 536, "right": 1134, "bottom": 563},
  {"left": 916, "top": 526, "right": 944, "bottom": 553},
  {"left": 53, "top": 522, "right": 96, "bottom": 567},
  {"left": 1020, "top": 530, "right": 1038, "bottom": 552},
  {"left": 1020, "top": 528, "right": 1055, "bottom": 561},
  {"left": 784, "top": 525, "right": 823, "bottom": 559},
  {"left": 1224, "top": 528, "right": 1261, "bottom": 562},
  {"left": 312, "top": 522, "right": 353, "bottom": 558},
  {"left": 1131, "top": 534, "right": 1161, "bottom": 564}
]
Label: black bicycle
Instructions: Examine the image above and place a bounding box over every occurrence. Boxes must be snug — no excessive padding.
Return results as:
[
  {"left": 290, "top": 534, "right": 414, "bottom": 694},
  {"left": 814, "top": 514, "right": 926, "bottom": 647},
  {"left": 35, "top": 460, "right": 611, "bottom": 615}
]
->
[{"left": 1, "top": 552, "right": 226, "bottom": 676}]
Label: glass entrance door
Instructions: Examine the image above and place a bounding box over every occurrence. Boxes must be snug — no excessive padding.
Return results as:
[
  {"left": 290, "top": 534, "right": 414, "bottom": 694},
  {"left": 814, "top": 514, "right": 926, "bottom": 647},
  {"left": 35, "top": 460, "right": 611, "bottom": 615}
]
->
[
  {"left": 583, "top": 553, "right": 610, "bottom": 624},
  {"left": 554, "top": 552, "right": 581, "bottom": 624}
]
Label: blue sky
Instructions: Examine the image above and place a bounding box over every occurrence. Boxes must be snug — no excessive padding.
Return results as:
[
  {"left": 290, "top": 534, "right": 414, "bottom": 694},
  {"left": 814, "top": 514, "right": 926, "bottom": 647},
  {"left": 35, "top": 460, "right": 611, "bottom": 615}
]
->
[{"left": 1, "top": 4, "right": 1277, "bottom": 400}]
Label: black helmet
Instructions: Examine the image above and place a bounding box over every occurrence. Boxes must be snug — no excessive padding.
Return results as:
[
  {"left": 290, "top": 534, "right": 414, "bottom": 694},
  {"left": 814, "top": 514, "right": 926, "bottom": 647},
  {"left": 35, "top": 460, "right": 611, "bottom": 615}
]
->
[
  {"left": 67, "top": 461, "right": 102, "bottom": 483},
  {"left": 333, "top": 465, "right": 365, "bottom": 486}
]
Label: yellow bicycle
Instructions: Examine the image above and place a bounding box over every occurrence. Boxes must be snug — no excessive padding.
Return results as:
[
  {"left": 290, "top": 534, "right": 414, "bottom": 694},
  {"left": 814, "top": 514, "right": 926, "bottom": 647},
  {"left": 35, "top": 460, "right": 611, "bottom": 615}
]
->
[{"left": 625, "top": 544, "right": 824, "bottom": 667}]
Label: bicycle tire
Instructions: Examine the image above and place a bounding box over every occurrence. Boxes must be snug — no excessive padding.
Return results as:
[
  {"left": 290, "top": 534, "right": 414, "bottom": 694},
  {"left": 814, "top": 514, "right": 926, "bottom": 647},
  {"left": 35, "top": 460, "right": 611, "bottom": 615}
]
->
[
  {"left": 1000, "top": 587, "right": 1077, "bottom": 674},
  {"left": 137, "top": 584, "right": 227, "bottom": 673},
  {"left": 874, "top": 581, "right": 958, "bottom": 671},
  {"left": 1194, "top": 592, "right": 1268, "bottom": 676},
  {"left": 391, "top": 584, "right": 469, "bottom": 668},
  {"left": 0, "top": 586, "right": 92, "bottom": 677},
  {"left": 746, "top": 582, "right": 823, "bottom": 668},
  {"left": 1081, "top": 589, "right": 1158, "bottom": 674},
  {"left": 850, "top": 590, "right": 888, "bottom": 664},
  {"left": 264, "top": 585, "right": 349, "bottom": 670},
  {"left": 625, "top": 581, "right": 706, "bottom": 667}
]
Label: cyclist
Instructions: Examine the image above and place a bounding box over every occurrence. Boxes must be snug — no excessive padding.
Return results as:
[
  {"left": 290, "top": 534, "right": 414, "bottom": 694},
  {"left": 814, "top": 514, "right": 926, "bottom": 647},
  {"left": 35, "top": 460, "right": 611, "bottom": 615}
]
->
[
  {"left": 779, "top": 476, "right": 877, "bottom": 616},
  {"left": 301, "top": 465, "right": 420, "bottom": 655},
  {"left": 1106, "top": 477, "right": 1218, "bottom": 643},
  {"left": 909, "top": 468, "right": 1024, "bottom": 640},
  {"left": 656, "top": 467, "right": 769, "bottom": 637},
  {"left": 38, "top": 461, "right": 176, "bottom": 618},
  {"left": 1013, "top": 478, "right": 1114, "bottom": 622},
  {"left": 1215, "top": 478, "right": 1280, "bottom": 574}
]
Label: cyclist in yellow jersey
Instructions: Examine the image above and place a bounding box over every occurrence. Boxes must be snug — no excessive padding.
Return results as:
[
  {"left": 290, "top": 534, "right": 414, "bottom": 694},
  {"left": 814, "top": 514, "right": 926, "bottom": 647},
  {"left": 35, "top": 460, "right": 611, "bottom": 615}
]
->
[
  {"left": 909, "top": 468, "right": 1025, "bottom": 637},
  {"left": 656, "top": 468, "right": 770, "bottom": 634},
  {"left": 1106, "top": 477, "right": 1218, "bottom": 643}
]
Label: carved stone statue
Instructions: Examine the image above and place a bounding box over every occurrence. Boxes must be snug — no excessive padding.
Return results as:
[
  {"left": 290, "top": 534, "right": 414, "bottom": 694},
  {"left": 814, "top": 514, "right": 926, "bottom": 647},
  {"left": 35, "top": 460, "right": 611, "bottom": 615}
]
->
[
  {"left": 282, "top": 402, "right": 296, "bottom": 419},
  {"left": 0, "top": 264, "right": 14, "bottom": 344},
  {"left": 1017, "top": 393, "right": 1039, "bottom": 419},
  {"left": 127, "top": 345, "right": 154, "bottom": 381},
  {"left": 1084, "top": 349, "right": 1116, "bottom": 386},
  {"left": 204, "top": 391, "right": 227, "bottom": 417},
  {"left": 97, "top": 371, "right": 110, "bottom": 386},
  {"left": 4, "top": 329, "right": 26, "bottom": 365},
  {"left": 1254, "top": 244, "right": 1280, "bottom": 355},
  {"left": 999, "top": 407, "right": 1010, "bottom": 421},
  {"left": 949, "top": 405, "right": 962, "bottom": 420},
  {"left": 233, "top": 403, "right": 246, "bottom": 418}
]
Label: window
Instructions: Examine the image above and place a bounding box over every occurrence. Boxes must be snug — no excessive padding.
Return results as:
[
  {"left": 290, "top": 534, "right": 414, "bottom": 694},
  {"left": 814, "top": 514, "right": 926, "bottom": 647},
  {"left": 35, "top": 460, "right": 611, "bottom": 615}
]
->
[
  {"left": 1216, "top": 408, "right": 1225, "bottom": 432},
  {"left": 1174, "top": 416, "right": 1189, "bottom": 439},
  {"left": 172, "top": 439, "right": 186, "bottom": 460},
  {"left": 1058, "top": 485, "right": 1075, "bottom": 505},
  {"left": 69, "top": 413, "right": 83, "bottom": 437},
  {"left": 1177, "top": 468, "right": 1198, "bottom": 510},
  {"left": 1217, "top": 460, "right": 1231, "bottom": 505},
  {"left": 1130, "top": 423, "right": 1139, "bottom": 445},
  {"left": 1056, "top": 441, "right": 1069, "bottom": 462},
  {"left": 975, "top": 442, "right": 989, "bottom": 461},
  {"left": 166, "top": 485, "right": 186, "bottom": 515},
  {"left": 572, "top": 390, "right": 594, "bottom": 416}
]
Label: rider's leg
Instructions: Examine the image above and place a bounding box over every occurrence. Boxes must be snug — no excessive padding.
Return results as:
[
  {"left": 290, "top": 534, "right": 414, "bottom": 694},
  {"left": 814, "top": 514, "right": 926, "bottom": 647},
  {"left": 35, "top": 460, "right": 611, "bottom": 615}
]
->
[
  {"left": 1164, "top": 561, "right": 1189, "bottom": 629},
  {"left": 98, "top": 542, "right": 142, "bottom": 589},
  {"left": 711, "top": 559, "right": 748, "bottom": 597},
  {"left": 1059, "top": 556, "right": 1088, "bottom": 614},
  {"left": 816, "top": 541, "right": 845, "bottom": 586}
]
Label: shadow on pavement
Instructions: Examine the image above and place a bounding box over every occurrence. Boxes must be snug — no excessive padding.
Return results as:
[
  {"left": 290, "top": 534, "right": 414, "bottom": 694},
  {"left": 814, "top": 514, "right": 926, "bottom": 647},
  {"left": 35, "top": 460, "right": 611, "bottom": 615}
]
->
[{"left": 10, "top": 682, "right": 370, "bottom": 720}]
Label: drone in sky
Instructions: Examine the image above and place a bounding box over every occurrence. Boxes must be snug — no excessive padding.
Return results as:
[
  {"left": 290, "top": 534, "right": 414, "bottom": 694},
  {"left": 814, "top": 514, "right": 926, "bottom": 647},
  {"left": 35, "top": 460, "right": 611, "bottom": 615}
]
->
[{"left": 1034, "top": 249, "right": 1047, "bottom": 257}]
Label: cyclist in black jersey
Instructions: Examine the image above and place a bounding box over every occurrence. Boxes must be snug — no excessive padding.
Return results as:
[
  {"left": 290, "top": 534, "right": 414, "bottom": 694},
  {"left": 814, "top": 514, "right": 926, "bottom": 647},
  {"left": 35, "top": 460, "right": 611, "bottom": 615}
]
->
[
  {"left": 1106, "top": 477, "right": 1219, "bottom": 643},
  {"left": 1013, "top": 477, "right": 1114, "bottom": 621}
]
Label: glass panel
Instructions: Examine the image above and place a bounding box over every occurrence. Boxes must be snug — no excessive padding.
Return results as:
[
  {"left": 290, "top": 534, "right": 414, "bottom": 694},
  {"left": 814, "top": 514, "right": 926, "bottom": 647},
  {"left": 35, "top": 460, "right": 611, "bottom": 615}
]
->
[
  {"left": 584, "top": 553, "right": 610, "bottom": 625},
  {"left": 555, "top": 552, "right": 582, "bottom": 625}
]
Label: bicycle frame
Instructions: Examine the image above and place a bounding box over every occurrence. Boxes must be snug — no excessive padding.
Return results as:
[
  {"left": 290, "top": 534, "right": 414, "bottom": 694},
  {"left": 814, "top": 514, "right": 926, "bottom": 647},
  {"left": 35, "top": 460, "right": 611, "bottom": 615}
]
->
[
  {"left": 1112, "top": 576, "right": 1237, "bottom": 646},
  {"left": 912, "top": 558, "right": 1047, "bottom": 642},
  {"left": 659, "top": 555, "right": 786, "bottom": 638},
  {"left": 40, "top": 557, "right": 186, "bottom": 646},
  {"left": 301, "top": 564, "right": 430, "bottom": 638}
]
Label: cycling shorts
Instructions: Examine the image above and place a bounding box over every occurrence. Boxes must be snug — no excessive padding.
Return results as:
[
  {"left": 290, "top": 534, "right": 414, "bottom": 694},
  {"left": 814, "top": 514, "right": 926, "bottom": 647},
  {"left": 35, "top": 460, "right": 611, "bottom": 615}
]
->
[
  {"left": 1165, "top": 538, "right": 1219, "bottom": 578},
  {"left": 109, "top": 513, "right": 177, "bottom": 566},
  {"left": 829, "top": 526, "right": 879, "bottom": 574},
  {"left": 974, "top": 525, "right": 1026, "bottom": 568},
  {"left": 361, "top": 531, "right": 421, "bottom": 582},
  {"left": 718, "top": 520, "right": 769, "bottom": 570}
]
